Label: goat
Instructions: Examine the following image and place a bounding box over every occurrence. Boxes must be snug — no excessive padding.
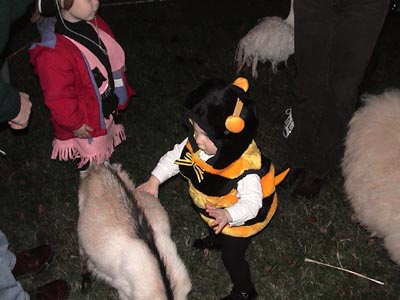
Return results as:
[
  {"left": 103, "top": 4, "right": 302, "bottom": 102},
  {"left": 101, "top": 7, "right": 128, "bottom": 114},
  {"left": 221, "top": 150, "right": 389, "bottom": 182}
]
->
[
  {"left": 235, "top": 0, "right": 294, "bottom": 78},
  {"left": 78, "top": 163, "right": 192, "bottom": 300},
  {"left": 342, "top": 89, "right": 400, "bottom": 266}
]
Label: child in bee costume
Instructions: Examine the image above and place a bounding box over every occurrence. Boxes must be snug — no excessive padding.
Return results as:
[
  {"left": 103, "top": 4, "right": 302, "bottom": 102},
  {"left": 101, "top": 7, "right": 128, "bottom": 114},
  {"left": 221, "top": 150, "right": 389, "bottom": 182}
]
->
[{"left": 139, "top": 77, "right": 288, "bottom": 300}]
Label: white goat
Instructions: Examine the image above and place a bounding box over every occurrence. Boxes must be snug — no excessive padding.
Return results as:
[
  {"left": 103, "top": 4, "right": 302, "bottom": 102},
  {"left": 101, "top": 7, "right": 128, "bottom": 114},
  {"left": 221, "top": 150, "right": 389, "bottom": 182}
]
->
[
  {"left": 342, "top": 89, "right": 400, "bottom": 266},
  {"left": 235, "top": 0, "right": 294, "bottom": 78},
  {"left": 78, "top": 163, "right": 192, "bottom": 300}
]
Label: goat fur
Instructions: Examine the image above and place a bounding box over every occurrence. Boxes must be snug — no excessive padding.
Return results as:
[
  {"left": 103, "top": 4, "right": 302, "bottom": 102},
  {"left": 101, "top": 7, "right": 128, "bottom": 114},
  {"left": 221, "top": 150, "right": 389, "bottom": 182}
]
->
[
  {"left": 235, "top": 0, "right": 294, "bottom": 78},
  {"left": 78, "top": 163, "right": 192, "bottom": 300},
  {"left": 342, "top": 89, "right": 400, "bottom": 265}
]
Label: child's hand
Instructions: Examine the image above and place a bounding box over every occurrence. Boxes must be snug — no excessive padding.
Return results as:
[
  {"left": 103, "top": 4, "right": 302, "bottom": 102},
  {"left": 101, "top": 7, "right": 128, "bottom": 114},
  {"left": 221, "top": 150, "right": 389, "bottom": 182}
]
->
[
  {"left": 205, "top": 203, "right": 232, "bottom": 234},
  {"left": 137, "top": 175, "right": 160, "bottom": 198},
  {"left": 9, "top": 92, "right": 32, "bottom": 130},
  {"left": 73, "top": 124, "right": 93, "bottom": 138}
]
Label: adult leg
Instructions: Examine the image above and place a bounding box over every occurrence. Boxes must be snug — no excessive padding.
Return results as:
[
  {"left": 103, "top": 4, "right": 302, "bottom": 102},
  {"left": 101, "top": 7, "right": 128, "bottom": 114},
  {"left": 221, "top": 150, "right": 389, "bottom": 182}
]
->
[
  {"left": 286, "top": 0, "right": 334, "bottom": 169},
  {"left": 305, "top": 0, "right": 390, "bottom": 178},
  {"left": 0, "top": 230, "right": 29, "bottom": 300},
  {"left": 286, "top": 0, "right": 389, "bottom": 199}
]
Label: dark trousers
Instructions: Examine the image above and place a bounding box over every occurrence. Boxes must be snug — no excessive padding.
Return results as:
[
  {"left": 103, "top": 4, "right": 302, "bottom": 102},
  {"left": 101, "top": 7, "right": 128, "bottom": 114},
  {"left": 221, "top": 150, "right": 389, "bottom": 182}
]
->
[
  {"left": 219, "top": 234, "right": 253, "bottom": 293},
  {"left": 287, "top": 0, "right": 390, "bottom": 178}
]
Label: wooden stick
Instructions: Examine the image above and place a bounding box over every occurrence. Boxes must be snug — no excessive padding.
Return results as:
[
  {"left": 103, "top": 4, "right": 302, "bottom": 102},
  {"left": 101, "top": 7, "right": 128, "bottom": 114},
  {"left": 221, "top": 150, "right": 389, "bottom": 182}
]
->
[{"left": 304, "top": 258, "right": 384, "bottom": 285}]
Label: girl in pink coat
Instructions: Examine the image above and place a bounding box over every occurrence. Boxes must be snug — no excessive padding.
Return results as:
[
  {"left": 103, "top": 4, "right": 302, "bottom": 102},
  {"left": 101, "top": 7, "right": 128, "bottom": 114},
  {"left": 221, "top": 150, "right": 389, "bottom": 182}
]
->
[{"left": 30, "top": 0, "right": 135, "bottom": 169}]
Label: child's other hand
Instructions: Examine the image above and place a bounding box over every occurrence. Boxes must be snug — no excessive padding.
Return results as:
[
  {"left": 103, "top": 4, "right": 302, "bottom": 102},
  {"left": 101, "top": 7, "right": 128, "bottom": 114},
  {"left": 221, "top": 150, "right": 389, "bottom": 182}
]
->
[
  {"left": 137, "top": 175, "right": 160, "bottom": 198},
  {"left": 205, "top": 203, "right": 232, "bottom": 234},
  {"left": 73, "top": 124, "right": 93, "bottom": 138},
  {"left": 9, "top": 92, "right": 32, "bottom": 130}
]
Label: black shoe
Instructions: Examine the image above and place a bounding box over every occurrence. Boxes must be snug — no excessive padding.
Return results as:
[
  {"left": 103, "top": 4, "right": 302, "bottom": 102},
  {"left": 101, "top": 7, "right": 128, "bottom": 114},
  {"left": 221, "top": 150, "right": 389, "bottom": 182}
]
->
[
  {"left": 12, "top": 245, "right": 52, "bottom": 280},
  {"left": 193, "top": 235, "right": 221, "bottom": 251},
  {"left": 291, "top": 171, "right": 323, "bottom": 199},
  {"left": 30, "top": 279, "right": 69, "bottom": 300},
  {"left": 220, "top": 288, "right": 258, "bottom": 300}
]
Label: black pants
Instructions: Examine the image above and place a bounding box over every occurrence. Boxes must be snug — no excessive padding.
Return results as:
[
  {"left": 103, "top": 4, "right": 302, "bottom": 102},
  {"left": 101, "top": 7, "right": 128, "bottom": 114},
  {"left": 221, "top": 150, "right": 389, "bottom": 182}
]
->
[
  {"left": 286, "top": 0, "right": 390, "bottom": 178},
  {"left": 219, "top": 234, "right": 254, "bottom": 293}
]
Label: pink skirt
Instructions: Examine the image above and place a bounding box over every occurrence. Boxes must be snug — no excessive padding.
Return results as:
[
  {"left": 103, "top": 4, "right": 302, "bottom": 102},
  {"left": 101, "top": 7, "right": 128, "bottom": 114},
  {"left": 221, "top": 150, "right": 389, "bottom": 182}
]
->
[{"left": 51, "top": 117, "right": 125, "bottom": 168}]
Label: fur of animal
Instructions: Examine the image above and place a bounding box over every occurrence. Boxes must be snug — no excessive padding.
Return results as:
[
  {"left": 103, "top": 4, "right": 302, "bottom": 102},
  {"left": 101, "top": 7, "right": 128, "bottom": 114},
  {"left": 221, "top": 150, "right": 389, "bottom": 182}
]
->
[
  {"left": 235, "top": 0, "right": 294, "bottom": 78},
  {"left": 342, "top": 89, "right": 400, "bottom": 265},
  {"left": 78, "top": 163, "right": 192, "bottom": 300}
]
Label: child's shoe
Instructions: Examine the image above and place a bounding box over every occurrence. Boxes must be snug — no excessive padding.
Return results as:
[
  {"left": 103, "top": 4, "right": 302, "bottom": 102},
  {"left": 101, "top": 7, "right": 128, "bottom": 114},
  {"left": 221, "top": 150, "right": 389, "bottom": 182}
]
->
[
  {"left": 220, "top": 288, "right": 258, "bottom": 300},
  {"left": 192, "top": 235, "right": 221, "bottom": 251}
]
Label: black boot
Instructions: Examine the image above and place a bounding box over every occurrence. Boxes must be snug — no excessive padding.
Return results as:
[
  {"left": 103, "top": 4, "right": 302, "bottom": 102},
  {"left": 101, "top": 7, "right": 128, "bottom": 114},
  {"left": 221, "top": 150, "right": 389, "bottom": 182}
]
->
[
  {"left": 193, "top": 235, "right": 221, "bottom": 251},
  {"left": 220, "top": 288, "right": 258, "bottom": 300},
  {"left": 291, "top": 171, "right": 324, "bottom": 199}
]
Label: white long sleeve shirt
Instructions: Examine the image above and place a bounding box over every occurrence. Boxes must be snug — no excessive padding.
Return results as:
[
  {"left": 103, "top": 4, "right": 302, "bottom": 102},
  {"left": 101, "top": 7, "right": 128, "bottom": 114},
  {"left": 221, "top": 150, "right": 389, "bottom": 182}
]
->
[{"left": 151, "top": 138, "right": 263, "bottom": 226}]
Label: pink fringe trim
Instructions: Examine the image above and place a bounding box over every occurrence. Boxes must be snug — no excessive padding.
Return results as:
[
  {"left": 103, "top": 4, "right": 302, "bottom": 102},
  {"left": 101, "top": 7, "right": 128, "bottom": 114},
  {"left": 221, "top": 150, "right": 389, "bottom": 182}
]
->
[{"left": 51, "top": 121, "right": 125, "bottom": 168}]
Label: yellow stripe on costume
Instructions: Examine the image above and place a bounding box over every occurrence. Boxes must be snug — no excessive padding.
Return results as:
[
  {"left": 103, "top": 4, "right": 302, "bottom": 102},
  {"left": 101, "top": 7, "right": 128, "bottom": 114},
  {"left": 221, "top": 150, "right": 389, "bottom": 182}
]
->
[{"left": 189, "top": 183, "right": 238, "bottom": 209}]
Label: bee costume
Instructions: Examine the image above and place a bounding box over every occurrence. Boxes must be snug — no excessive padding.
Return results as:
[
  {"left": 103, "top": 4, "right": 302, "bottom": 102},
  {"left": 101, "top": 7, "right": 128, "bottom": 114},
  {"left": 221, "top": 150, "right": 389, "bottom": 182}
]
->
[
  {"left": 150, "top": 77, "right": 288, "bottom": 299},
  {"left": 176, "top": 78, "right": 288, "bottom": 238}
]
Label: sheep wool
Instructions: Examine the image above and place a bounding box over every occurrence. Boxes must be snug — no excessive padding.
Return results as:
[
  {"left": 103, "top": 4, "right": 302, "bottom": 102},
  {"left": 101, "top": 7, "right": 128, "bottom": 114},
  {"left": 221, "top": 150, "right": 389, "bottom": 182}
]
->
[
  {"left": 78, "top": 163, "right": 192, "bottom": 300},
  {"left": 235, "top": 0, "right": 294, "bottom": 78},
  {"left": 342, "top": 89, "right": 400, "bottom": 265}
]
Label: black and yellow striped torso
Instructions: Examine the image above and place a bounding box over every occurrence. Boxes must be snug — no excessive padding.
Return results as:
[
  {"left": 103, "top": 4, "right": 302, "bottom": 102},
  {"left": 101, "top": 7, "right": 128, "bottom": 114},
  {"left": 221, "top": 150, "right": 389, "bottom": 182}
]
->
[{"left": 175, "top": 139, "right": 283, "bottom": 237}]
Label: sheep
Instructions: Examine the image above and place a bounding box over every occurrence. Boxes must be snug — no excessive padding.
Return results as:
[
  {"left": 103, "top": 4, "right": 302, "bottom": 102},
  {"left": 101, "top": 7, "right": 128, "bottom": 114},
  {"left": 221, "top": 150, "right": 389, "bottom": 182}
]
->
[
  {"left": 235, "top": 0, "right": 294, "bottom": 78},
  {"left": 342, "top": 89, "right": 400, "bottom": 266},
  {"left": 77, "top": 163, "right": 192, "bottom": 300}
]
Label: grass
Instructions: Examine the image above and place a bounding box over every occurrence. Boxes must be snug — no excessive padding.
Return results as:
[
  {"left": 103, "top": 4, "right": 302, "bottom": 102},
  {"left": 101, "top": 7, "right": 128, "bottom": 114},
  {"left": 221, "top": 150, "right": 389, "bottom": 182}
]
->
[{"left": 1, "top": 0, "right": 400, "bottom": 299}]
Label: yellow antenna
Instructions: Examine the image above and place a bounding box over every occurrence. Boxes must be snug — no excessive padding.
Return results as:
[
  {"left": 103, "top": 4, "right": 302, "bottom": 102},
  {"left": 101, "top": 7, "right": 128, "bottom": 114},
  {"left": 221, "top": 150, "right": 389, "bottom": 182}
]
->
[{"left": 225, "top": 77, "right": 248, "bottom": 133}]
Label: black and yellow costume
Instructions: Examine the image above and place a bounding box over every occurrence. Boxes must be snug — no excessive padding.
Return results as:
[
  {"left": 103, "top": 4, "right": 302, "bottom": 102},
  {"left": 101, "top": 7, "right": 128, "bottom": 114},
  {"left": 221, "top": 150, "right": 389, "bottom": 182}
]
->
[
  {"left": 176, "top": 137, "right": 287, "bottom": 237},
  {"left": 176, "top": 78, "right": 287, "bottom": 299}
]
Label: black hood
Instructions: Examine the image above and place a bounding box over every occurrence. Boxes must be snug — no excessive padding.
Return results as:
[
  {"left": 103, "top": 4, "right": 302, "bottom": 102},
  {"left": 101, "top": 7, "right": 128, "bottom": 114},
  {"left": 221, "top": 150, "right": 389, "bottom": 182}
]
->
[{"left": 184, "top": 78, "right": 258, "bottom": 169}]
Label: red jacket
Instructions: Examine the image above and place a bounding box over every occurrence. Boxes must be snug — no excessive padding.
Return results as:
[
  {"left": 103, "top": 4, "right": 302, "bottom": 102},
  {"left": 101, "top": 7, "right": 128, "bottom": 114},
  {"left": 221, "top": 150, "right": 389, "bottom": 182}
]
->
[{"left": 30, "top": 16, "right": 135, "bottom": 140}]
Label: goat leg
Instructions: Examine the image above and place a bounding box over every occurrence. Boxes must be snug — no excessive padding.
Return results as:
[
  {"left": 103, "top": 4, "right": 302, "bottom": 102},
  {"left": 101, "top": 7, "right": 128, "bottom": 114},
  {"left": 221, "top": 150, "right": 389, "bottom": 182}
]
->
[{"left": 79, "top": 247, "right": 92, "bottom": 294}]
